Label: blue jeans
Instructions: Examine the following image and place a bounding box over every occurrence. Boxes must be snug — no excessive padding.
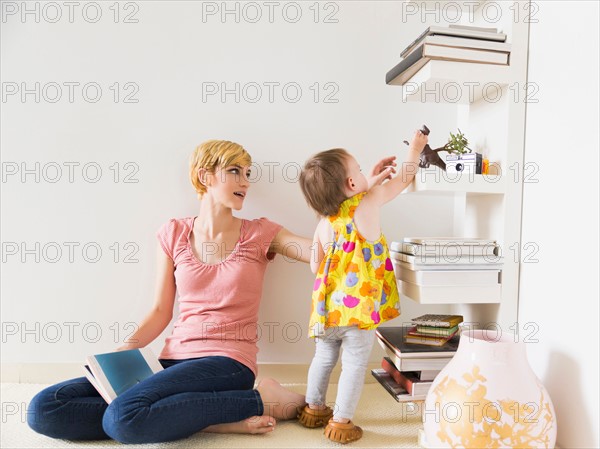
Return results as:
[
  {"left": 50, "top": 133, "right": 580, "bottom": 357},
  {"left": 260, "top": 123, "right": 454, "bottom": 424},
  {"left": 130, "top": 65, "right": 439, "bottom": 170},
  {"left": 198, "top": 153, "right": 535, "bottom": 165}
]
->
[{"left": 27, "top": 356, "right": 262, "bottom": 443}]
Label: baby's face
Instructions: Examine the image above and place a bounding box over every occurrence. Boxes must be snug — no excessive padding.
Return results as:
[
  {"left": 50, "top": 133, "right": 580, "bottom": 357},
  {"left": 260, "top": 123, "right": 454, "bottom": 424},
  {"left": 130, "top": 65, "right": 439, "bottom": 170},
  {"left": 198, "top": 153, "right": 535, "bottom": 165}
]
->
[{"left": 345, "top": 155, "right": 368, "bottom": 193}]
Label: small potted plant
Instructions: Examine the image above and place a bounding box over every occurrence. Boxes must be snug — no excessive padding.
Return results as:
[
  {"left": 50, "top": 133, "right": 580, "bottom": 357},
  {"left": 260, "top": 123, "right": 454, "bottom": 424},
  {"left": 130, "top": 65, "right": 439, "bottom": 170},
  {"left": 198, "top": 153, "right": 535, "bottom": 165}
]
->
[
  {"left": 408, "top": 126, "right": 482, "bottom": 173},
  {"left": 445, "top": 129, "right": 472, "bottom": 155}
]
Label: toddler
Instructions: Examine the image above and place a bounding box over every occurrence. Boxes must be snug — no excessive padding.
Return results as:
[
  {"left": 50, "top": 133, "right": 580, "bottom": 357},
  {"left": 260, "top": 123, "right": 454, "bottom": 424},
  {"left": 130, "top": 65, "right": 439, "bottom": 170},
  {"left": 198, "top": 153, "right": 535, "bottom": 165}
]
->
[{"left": 297, "top": 130, "right": 428, "bottom": 444}]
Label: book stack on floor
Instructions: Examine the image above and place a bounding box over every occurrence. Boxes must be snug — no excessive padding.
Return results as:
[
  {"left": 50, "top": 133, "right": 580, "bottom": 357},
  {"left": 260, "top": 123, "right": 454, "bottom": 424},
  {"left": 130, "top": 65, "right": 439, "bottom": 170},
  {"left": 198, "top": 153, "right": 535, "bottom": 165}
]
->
[
  {"left": 386, "top": 24, "right": 511, "bottom": 85},
  {"left": 371, "top": 323, "right": 460, "bottom": 402},
  {"left": 390, "top": 237, "right": 503, "bottom": 303}
]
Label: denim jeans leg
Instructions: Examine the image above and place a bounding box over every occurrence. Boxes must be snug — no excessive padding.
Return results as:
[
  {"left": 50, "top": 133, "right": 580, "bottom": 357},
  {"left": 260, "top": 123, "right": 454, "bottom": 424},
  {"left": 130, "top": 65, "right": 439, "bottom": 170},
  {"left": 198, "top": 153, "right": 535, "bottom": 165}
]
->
[
  {"left": 102, "top": 356, "right": 262, "bottom": 444},
  {"left": 27, "top": 377, "right": 109, "bottom": 440}
]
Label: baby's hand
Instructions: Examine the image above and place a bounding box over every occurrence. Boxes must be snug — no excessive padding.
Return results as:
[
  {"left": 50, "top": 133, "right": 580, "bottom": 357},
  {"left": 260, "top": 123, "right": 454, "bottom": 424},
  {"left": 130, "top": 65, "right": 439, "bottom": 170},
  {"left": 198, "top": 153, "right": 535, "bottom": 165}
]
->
[
  {"left": 368, "top": 156, "right": 397, "bottom": 189},
  {"left": 370, "top": 156, "right": 397, "bottom": 180},
  {"left": 410, "top": 129, "right": 429, "bottom": 152}
]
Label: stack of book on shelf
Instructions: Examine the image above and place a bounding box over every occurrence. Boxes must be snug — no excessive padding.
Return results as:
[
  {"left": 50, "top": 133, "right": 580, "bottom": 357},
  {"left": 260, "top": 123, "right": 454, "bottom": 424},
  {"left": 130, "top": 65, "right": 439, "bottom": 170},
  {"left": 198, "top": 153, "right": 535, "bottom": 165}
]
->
[
  {"left": 390, "top": 237, "right": 503, "bottom": 303},
  {"left": 371, "top": 323, "right": 460, "bottom": 402},
  {"left": 386, "top": 24, "right": 511, "bottom": 85},
  {"left": 405, "top": 313, "right": 463, "bottom": 346}
]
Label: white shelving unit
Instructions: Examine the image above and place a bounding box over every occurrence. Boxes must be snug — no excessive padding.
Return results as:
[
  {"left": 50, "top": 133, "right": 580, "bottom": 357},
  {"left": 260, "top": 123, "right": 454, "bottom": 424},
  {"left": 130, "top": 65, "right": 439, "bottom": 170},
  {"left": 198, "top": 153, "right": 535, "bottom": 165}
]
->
[
  {"left": 401, "top": 60, "right": 512, "bottom": 104},
  {"left": 393, "top": 0, "right": 530, "bottom": 331},
  {"left": 405, "top": 169, "right": 506, "bottom": 195}
]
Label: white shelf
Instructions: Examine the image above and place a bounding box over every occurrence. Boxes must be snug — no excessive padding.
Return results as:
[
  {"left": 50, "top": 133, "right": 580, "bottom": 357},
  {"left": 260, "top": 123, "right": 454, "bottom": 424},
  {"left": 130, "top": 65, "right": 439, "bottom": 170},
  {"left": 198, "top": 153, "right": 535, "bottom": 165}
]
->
[
  {"left": 405, "top": 172, "right": 505, "bottom": 195},
  {"left": 401, "top": 60, "right": 512, "bottom": 104},
  {"left": 399, "top": 282, "right": 502, "bottom": 305}
]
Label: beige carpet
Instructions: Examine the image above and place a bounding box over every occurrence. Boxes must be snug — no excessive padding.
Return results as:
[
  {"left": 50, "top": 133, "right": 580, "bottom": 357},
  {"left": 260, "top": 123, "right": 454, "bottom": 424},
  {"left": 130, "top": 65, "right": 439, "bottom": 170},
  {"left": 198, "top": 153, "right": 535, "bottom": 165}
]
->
[{"left": 1, "top": 382, "right": 423, "bottom": 448}]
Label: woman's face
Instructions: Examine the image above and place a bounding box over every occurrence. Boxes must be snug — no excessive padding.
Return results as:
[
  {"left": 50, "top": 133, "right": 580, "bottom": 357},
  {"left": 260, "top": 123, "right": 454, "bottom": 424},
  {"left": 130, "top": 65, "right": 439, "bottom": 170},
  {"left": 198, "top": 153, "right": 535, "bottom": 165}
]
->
[{"left": 205, "top": 164, "right": 252, "bottom": 210}]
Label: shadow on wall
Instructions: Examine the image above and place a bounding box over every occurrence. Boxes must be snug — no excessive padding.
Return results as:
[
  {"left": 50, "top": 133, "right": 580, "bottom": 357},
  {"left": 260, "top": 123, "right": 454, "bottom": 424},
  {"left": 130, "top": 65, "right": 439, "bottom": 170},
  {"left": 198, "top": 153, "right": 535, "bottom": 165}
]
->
[{"left": 546, "top": 351, "right": 596, "bottom": 448}]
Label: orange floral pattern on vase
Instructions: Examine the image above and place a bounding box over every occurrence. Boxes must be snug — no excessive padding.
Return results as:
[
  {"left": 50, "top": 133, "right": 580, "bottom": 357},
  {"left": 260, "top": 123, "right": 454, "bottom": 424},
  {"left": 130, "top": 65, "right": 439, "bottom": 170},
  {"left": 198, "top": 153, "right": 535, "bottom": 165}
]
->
[{"left": 431, "top": 366, "right": 556, "bottom": 449}]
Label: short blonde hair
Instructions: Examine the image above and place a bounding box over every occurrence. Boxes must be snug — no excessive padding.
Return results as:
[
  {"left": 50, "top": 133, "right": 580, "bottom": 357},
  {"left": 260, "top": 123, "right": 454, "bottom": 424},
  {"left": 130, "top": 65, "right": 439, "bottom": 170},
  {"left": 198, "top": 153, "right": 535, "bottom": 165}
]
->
[
  {"left": 190, "top": 140, "right": 252, "bottom": 198},
  {"left": 299, "top": 148, "right": 350, "bottom": 216}
]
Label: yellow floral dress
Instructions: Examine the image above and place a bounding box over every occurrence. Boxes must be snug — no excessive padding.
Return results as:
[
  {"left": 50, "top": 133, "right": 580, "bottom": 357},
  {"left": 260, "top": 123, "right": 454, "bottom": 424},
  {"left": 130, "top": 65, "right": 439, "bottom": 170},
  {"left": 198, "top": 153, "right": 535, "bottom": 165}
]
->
[{"left": 308, "top": 192, "right": 401, "bottom": 337}]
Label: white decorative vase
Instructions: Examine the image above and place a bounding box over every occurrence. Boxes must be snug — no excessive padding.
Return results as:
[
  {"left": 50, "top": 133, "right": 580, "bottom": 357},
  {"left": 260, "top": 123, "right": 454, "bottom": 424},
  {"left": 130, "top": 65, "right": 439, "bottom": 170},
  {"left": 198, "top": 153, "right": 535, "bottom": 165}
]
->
[{"left": 423, "top": 329, "right": 557, "bottom": 448}]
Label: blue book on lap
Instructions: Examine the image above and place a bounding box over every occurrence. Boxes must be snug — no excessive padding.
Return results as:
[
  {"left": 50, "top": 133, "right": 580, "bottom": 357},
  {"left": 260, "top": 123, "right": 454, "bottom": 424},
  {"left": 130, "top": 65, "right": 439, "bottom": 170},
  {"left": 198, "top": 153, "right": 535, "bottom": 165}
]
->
[{"left": 83, "top": 348, "right": 163, "bottom": 403}]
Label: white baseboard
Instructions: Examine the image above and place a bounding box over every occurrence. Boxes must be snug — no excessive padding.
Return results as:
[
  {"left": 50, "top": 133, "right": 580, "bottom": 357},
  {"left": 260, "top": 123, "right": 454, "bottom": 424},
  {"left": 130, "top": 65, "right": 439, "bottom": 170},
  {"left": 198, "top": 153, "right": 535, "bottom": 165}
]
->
[{"left": 1, "top": 362, "right": 381, "bottom": 384}]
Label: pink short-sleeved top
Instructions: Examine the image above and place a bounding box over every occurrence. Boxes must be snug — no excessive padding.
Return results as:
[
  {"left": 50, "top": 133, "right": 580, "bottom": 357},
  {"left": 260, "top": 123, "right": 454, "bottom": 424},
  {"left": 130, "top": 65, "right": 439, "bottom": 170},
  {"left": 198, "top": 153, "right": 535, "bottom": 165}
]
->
[{"left": 156, "top": 216, "right": 282, "bottom": 376}]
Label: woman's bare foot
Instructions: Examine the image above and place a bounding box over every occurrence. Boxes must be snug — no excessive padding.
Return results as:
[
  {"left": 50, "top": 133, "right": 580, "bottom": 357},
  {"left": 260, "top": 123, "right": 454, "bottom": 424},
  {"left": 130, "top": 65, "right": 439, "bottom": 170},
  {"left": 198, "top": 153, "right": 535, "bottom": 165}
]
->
[
  {"left": 203, "top": 415, "right": 276, "bottom": 434},
  {"left": 256, "top": 377, "right": 306, "bottom": 420}
]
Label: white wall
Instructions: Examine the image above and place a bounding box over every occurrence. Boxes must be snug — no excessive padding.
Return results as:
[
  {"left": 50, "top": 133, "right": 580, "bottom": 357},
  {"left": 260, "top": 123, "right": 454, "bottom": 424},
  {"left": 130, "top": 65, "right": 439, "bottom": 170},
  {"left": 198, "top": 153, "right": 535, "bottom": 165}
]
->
[
  {"left": 1, "top": 2, "right": 457, "bottom": 367},
  {"left": 521, "top": 2, "right": 599, "bottom": 448}
]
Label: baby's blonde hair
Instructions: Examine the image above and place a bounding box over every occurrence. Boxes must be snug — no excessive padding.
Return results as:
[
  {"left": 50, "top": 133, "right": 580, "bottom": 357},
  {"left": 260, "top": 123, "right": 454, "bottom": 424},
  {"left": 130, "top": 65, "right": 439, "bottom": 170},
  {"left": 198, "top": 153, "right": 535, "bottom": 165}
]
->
[{"left": 190, "top": 140, "right": 252, "bottom": 198}]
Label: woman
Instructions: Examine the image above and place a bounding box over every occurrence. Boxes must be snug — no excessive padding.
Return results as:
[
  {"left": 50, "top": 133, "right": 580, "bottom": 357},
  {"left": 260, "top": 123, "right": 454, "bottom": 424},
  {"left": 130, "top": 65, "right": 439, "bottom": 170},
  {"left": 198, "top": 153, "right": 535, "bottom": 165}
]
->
[{"left": 27, "top": 139, "right": 394, "bottom": 443}]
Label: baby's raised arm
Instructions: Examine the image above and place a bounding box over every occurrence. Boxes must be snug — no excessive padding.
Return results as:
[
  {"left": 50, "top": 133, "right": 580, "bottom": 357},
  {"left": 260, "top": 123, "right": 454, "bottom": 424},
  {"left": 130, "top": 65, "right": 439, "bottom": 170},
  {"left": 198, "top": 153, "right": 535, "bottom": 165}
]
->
[{"left": 368, "top": 130, "right": 428, "bottom": 205}]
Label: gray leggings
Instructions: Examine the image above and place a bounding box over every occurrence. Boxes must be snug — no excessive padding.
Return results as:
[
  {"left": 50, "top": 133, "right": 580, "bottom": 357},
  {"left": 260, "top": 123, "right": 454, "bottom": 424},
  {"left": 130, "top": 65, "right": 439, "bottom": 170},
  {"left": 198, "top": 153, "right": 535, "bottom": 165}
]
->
[{"left": 305, "top": 326, "right": 376, "bottom": 420}]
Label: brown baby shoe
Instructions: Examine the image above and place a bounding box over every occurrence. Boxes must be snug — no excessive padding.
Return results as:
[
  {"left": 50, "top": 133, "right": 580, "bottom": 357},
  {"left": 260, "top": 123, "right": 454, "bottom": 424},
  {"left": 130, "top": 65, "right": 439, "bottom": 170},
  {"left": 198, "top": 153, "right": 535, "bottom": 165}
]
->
[
  {"left": 324, "top": 419, "right": 363, "bottom": 444},
  {"left": 297, "top": 405, "right": 334, "bottom": 428}
]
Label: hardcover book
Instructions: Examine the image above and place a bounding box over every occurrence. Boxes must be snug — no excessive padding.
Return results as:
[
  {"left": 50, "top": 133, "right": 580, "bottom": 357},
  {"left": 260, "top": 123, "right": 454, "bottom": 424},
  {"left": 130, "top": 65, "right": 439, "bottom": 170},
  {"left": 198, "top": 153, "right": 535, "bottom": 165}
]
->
[
  {"left": 386, "top": 43, "right": 509, "bottom": 85},
  {"left": 390, "top": 250, "right": 503, "bottom": 267},
  {"left": 416, "top": 370, "right": 441, "bottom": 382},
  {"left": 391, "top": 258, "right": 504, "bottom": 272},
  {"left": 83, "top": 348, "right": 164, "bottom": 403},
  {"left": 400, "top": 34, "right": 511, "bottom": 58},
  {"left": 393, "top": 241, "right": 499, "bottom": 258},
  {"left": 377, "top": 338, "right": 454, "bottom": 371},
  {"left": 381, "top": 357, "right": 434, "bottom": 395},
  {"left": 371, "top": 369, "right": 428, "bottom": 402},
  {"left": 400, "top": 25, "right": 507, "bottom": 58},
  {"left": 415, "top": 324, "right": 460, "bottom": 336},
  {"left": 410, "top": 314, "right": 464, "bottom": 328},
  {"left": 376, "top": 326, "right": 460, "bottom": 354},
  {"left": 405, "top": 332, "right": 458, "bottom": 347},
  {"left": 401, "top": 237, "right": 498, "bottom": 246}
]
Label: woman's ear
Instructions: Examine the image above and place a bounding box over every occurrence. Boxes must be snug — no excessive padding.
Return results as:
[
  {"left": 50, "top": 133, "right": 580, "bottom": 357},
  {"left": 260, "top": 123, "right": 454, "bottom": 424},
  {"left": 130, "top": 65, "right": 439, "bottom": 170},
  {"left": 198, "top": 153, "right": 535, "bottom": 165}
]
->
[{"left": 198, "top": 168, "right": 210, "bottom": 187}]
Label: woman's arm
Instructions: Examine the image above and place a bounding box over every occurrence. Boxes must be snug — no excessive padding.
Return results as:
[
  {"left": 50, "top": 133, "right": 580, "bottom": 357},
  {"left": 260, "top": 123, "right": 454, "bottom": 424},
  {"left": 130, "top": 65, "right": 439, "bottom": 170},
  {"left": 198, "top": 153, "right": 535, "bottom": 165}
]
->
[
  {"left": 270, "top": 227, "right": 312, "bottom": 264},
  {"left": 116, "top": 245, "right": 176, "bottom": 350}
]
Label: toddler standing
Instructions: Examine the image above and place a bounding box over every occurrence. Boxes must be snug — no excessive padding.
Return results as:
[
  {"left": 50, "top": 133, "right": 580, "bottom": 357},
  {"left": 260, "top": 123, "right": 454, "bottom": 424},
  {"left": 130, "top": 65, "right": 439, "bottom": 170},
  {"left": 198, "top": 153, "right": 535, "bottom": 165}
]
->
[{"left": 297, "top": 130, "right": 428, "bottom": 444}]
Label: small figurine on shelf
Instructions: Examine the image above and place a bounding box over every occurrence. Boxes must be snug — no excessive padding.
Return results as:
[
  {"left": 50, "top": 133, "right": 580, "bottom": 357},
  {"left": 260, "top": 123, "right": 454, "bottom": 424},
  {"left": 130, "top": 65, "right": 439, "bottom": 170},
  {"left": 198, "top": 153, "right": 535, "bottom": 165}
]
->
[
  {"left": 404, "top": 126, "right": 481, "bottom": 174},
  {"left": 404, "top": 125, "right": 447, "bottom": 171}
]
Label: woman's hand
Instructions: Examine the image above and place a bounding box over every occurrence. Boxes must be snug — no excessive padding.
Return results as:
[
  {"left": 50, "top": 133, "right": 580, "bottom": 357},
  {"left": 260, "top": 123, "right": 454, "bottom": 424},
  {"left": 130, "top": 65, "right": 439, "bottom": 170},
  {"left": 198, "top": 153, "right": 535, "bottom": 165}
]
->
[{"left": 368, "top": 156, "right": 397, "bottom": 189}]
